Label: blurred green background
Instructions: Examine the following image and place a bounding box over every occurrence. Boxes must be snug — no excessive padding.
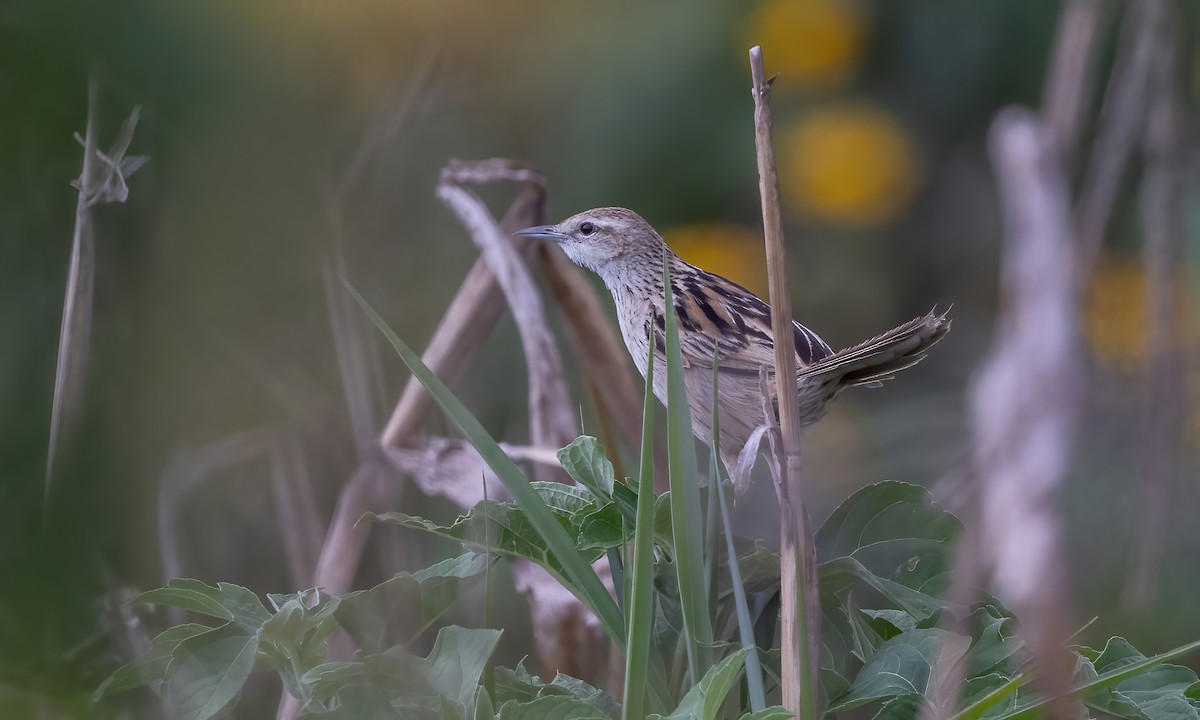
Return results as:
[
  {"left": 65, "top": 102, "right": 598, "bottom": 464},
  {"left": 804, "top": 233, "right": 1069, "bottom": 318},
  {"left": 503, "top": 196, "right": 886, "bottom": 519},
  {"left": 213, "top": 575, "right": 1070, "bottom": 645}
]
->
[{"left": 3, "top": 0, "right": 1198, "bottom": 716}]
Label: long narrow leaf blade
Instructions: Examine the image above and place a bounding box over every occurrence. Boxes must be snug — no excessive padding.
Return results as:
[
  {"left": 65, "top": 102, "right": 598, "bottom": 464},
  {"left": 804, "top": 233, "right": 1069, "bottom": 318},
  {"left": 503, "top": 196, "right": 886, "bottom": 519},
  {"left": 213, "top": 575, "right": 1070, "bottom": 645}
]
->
[
  {"left": 711, "top": 354, "right": 766, "bottom": 713},
  {"left": 966, "top": 638, "right": 1200, "bottom": 720},
  {"left": 624, "top": 338, "right": 659, "bottom": 720},
  {"left": 343, "top": 281, "right": 624, "bottom": 644},
  {"left": 662, "top": 259, "right": 713, "bottom": 681}
]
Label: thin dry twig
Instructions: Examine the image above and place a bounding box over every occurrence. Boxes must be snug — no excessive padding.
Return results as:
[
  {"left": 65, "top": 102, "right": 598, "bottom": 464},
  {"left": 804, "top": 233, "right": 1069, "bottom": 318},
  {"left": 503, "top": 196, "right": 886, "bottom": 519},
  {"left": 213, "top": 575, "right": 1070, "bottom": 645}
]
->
[
  {"left": 1041, "top": 0, "right": 1108, "bottom": 161},
  {"left": 976, "top": 108, "right": 1081, "bottom": 720},
  {"left": 1076, "top": 0, "right": 1166, "bottom": 270},
  {"left": 749, "top": 46, "right": 821, "bottom": 720},
  {"left": 270, "top": 431, "right": 326, "bottom": 588},
  {"left": 1125, "top": 7, "right": 1184, "bottom": 608},
  {"left": 46, "top": 81, "right": 147, "bottom": 505}
]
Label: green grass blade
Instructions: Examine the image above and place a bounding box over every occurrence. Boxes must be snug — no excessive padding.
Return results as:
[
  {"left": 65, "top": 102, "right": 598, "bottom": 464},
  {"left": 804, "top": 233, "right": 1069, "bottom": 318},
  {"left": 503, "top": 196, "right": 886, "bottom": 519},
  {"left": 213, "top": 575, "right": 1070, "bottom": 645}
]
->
[
  {"left": 662, "top": 259, "right": 714, "bottom": 682},
  {"left": 963, "top": 638, "right": 1200, "bottom": 720},
  {"left": 710, "top": 354, "right": 767, "bottom": 713},
  {"left": 950, "top": 673, "right": 1029, "bottom": 720},
  {"left": 343, "top": 280, "right": 624, "bottom": 645},
  {"left": 623, "top": 338, "right": 659, "bottom": 720}
]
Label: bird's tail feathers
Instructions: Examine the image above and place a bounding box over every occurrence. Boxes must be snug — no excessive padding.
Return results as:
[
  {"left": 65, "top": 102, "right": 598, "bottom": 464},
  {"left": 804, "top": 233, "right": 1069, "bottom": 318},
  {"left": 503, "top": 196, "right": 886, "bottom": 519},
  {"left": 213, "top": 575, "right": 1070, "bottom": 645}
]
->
[{"left": 799, "top": 308, "right": 951, "bottom": 389}]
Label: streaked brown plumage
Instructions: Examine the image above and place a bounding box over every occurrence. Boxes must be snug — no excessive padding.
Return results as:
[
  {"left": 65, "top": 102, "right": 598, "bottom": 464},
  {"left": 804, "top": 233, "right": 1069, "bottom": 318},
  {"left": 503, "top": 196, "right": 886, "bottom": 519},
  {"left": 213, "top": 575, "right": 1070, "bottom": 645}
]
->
[{"left": 516, "top": 207, "right": 949, "bottom": 481}]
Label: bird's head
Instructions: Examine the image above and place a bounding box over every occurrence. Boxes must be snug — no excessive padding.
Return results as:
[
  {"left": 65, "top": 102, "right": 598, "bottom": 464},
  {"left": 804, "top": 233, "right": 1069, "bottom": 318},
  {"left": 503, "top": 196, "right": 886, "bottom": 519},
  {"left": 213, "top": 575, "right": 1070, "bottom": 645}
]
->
[{"left": 515, "top": 207, "right": 665, "bottom": 283}]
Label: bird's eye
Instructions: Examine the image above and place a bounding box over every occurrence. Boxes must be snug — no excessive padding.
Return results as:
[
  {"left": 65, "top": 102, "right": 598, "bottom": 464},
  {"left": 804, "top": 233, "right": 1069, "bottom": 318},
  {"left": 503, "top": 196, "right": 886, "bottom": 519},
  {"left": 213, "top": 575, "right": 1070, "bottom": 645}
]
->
[{"left": 579, "top": 221, "right": 596, "bottom": 236}]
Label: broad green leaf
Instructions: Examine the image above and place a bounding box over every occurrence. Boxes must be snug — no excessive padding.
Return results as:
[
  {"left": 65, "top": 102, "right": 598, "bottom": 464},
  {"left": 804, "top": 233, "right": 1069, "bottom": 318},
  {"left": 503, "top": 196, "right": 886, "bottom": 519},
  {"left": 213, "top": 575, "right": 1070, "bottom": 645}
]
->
[
  {"left": 651, "top": 648, "right": 749, "bottom": 720},
  {"left": 953, "top": 673, "right": 1030, "bottom": 720},
  {"left": 476, "top": 687, "right": 496, "bottom": 720},
  {"left": 739, "top": 708, "right": 794, "bottom": 720},
  {"left": 166, "top": 622, "right": 260, "bottom": 720},
  {"left": 336, "top": 552, "right": 489, "bottom": 654},
  {"left": 1083, "top": 637, "right": 1200, "bottom": 720},
  {"left": 965, "top": 606, "right": 1022, "bottom": 678},
  {"left": 94, "top": 623, "right": 210, "bottom": 699},
  {"left": 961, "top": 674, "right": 1022, "bottom": 720},
  {"left": 965, "top": 637, "right": 1200, "bottom": 720},
  {"left": 661, "top": 259, "right": 713, "bottom": 680},
  {"left": 872, "top": 694, "right": 923, "bottom": 720},
  {"left": 346, "top": 281, "right": 623, "bottom": 644},
  {"left": 496, "top": 661, "right": 547, "bottom": 704},
  {"left": 301, "top": 650, "right": 432, "bottom": 702},
  {"left": 820, "top": 557, "right": 946, "bottom": 621},
  {"left": 550, "top": 674, "right": 620, "bottom": 719},
  {"left": 494, "top": 663, "right": 619, "bottom": 719},
  {"left": 533, "top": 482, "right": 599, "bottom": 519},
  {"left": 863, "top": 610, "right": 919, "bottom": 636},
  {"left": 138, "top": 579, "right": 271, "bottom": 631},
  {"left": 370, "top": 504, "right": 598, "bottom": 582},
  {"left": 821, "top": 604, "right": 852, "bottom": 676},
  {"left": 847, "top": 595, "right": 887, "bottom": 663},
  {"left": 498, "top": 695, "right": 609, "bottom": 720},
  {"left": 558, "top": 436, "right": 616, "bottom": 502},
  {"left": 424, "top": 626, "right": 503, "bottom": 713},
  {"left": 815, "top": 482, "right": 960, "bottom": 593},
  {"left": 829, "top": 629, "right": 969, "bottom": 711},
  {"left": 576, "top": 502, "right": 627, "bottom": 551},
  {"left": 298, "top": 684, "right": 408, "bottom": 718},
  {"left": 260, "top": 589, "right": 341, "bottom": 697},
  {"left": 822, "top": 668, "right": 851, "bottom": 711}
]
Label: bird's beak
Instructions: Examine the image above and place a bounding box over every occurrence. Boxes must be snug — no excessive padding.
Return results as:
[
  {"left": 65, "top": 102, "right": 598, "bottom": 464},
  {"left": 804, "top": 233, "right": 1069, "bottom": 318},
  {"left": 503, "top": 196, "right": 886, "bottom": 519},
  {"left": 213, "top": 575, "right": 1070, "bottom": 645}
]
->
[{"left": 513, "top": 225, "right": 568, "bottom": 243}]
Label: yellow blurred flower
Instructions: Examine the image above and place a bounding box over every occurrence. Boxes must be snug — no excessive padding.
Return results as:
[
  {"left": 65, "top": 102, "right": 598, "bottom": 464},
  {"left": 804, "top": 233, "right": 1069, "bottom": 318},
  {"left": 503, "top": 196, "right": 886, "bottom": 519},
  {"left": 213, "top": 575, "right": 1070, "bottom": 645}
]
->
[
  {"left": 665, "top": 223, "right": 769, "bottom": 297},
  {"left": 780, "top": 104, "right": 919, "bottom": 228},
  {"left": 1083, "top": 256, "right": 1194, "bottom": 372},
  {"left": 744, "top": 0, "right": 867, "bottom": 91}
]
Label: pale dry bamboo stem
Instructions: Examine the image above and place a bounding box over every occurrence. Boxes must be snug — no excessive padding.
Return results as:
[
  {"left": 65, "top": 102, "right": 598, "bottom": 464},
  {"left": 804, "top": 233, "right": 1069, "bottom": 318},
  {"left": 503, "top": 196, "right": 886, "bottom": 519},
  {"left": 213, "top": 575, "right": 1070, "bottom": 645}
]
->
[{"left": 749, "top": 46, "right": 820, "bottom": 720}]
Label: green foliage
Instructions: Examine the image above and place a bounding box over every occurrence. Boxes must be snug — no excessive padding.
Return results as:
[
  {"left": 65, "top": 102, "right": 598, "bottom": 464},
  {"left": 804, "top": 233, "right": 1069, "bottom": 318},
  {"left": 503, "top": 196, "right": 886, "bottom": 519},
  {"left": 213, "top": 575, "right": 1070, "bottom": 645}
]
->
[
  {"left": 97, "top": 295, "right": 1200, "bottom": 719},
  {"left": 335, "top": 552, "right": 490, "bottom": 655},
  {"left": 99, "top": 443, "right": 1200, "bottom": 720},
  {"left": 623, "top": 338, "right": 661, "bottom": 720},
  {"left": 494, "top": 661, "right": 620, "bottom": 719}
]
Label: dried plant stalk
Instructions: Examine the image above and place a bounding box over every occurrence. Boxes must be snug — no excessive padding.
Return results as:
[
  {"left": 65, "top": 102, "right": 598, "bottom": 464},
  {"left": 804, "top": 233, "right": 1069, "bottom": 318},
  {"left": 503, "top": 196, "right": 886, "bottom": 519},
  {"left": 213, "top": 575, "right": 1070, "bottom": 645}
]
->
[
  {"left": 270, "top": 432, "right": 326, "bottom": 588},
  {"left": 1076, "top": 0, "right": 1165, "bottom": 269},
  {"left": 47, "top": 82, "right": 146, "bottom": 503},
  {"left": 1041, "top": 0, "right": 1107, "bottom": 159},
  {"left": 749, "top": 46, "right": 821, "bottom": 720},
  {"left": 435, "top": 160, "right": 579, "bottom": 481},
  {"left": 1126, "top": 8, "right": 1184, "bottom": 608},
  {"left": 977, "top": 108, "right": 1080, "bottom": 720}
]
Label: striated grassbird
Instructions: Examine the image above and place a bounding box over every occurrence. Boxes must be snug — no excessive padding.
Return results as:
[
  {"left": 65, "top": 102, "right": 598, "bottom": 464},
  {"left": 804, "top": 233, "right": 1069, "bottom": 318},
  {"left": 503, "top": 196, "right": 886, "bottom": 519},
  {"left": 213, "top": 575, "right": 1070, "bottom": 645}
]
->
[{"left": 516, "top": 207, "right": 948, "bottom": 487}]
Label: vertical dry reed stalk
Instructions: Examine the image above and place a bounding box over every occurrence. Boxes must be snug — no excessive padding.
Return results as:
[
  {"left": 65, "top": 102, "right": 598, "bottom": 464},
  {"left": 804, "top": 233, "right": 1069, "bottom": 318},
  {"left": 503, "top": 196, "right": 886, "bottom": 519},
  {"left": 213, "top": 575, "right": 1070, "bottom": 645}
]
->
[{"left": 748, "top": 46, "right": 821, "bottom": 720}]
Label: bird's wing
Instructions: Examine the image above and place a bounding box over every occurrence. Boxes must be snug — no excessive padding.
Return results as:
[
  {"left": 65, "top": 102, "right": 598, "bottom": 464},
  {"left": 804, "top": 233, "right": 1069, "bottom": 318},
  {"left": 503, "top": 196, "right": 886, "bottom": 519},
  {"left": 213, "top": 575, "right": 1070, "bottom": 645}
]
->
[{"left": 653, "top": 269, "right": 832, "bottom": 375}]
